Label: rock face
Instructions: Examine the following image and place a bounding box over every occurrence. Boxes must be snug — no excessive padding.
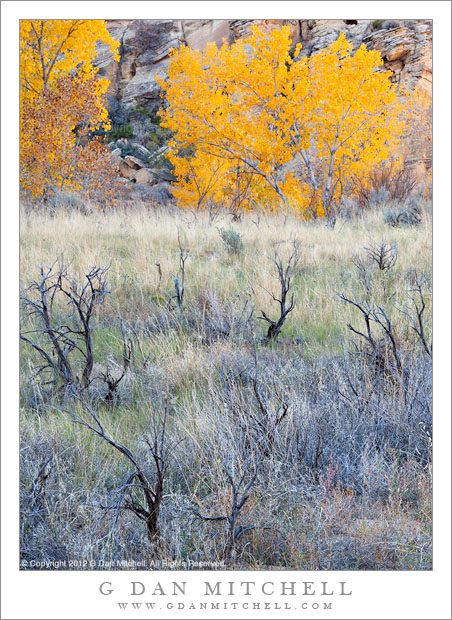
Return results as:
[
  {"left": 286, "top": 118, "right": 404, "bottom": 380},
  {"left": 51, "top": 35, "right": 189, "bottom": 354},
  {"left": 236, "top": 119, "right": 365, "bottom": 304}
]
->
[
  {"left": 95, "top": 18, "right": 432, "bottom": 112},
  {"left": 110, "top": 148, "right": 122, "bottom": 171},
  {"left": 131, "top": 168, "right": 154, "bottom": 185},
  {"left": 298, "top": 19, "right": 431, "bottom": 94},
  {"left": 95, "top": 19, "right": 185, "bottom": 109},
  {"left": 299, "top": 19, "right": 370, "bottom": 55},
  {"left": 123, "top": 155, "right": 145, "bottom": 170},
  {"left": 95, "top": 19, "right": 306, "bottom": 111},
  {"left": 181, "top": 19, "right": 233, "bottom": 50},
  {"left": 95, "top": 19, "right": 432, "bottom": 185},
  {"left": 118, "top": 159, "right": 136, "bottom": 179},
  {"left": 362, "top": 21, "right": 432, "bottom": 93}
]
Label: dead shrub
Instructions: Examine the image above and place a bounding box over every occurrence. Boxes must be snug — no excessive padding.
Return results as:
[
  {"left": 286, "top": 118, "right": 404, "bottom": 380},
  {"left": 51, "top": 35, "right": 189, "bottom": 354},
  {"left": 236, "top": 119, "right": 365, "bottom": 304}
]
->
[{"left": 352, "top": 161, "right": 417, "bottom": 209}]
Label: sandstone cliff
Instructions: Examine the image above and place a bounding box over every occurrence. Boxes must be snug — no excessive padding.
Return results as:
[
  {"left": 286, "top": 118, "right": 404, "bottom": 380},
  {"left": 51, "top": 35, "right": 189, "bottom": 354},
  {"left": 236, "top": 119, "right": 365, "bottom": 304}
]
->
[
  {"left": 95, "top": 18, "right": 432, "bottom": 112},
  {"left": 95, "top": 19, "right": 432, "bottom": 190}
]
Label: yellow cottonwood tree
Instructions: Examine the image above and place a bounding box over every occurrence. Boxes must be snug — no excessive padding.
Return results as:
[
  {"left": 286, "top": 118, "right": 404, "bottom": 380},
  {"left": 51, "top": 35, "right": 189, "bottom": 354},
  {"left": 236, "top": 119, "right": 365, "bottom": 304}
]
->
[
  {"left": 20, "top": 20, "right": 122, "bottom": 204},
  {"left": 158, "top": 27, "right": 407, "bottom": 218}
]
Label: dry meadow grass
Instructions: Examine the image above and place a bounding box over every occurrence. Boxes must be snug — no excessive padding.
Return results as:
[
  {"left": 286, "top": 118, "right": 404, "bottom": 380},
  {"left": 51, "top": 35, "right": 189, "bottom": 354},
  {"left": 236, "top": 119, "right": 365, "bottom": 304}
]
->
[{"left": 20, "top": 201, "right": 432, "bottom": 570}]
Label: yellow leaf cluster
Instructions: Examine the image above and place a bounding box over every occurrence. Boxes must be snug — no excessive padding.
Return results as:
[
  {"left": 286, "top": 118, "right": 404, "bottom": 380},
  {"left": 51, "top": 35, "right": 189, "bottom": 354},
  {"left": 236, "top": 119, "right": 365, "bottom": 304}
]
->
[
  {"left": 158, "top": 27, "right": 410, "bottom": 216},
  {"left": 20, "top": 20, "right": 119, "bottom": 103},
  {"left": 20, "top": 20, "right": 122, "bottom": 205}
]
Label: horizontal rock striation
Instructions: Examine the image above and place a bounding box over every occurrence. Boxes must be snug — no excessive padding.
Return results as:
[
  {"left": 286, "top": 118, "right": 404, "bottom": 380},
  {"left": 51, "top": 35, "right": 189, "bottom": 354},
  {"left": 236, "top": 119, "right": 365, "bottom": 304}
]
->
[{"left": 95, "top": 19, "right": 431, "bottom": 111}]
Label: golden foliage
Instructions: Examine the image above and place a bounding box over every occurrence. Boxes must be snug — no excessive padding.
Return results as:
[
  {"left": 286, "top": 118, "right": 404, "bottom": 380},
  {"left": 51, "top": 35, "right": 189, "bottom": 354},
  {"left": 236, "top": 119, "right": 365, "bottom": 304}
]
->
[
  {"left": 20, "top": 19, "right": 119, "bottom": 104},
  {"left": 158, "top": 27, "right": 409, "bottom": 216},
  {"left": 20, "top": 20, "right": 123, "bottom": 205}
]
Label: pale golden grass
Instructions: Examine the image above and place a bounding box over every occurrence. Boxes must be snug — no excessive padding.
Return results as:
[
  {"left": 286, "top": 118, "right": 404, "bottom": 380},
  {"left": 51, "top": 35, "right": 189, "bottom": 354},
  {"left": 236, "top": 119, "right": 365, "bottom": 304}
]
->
[
  {"left": 20, "top": 203, "right": 432, "bottom": 354},
  {"left": 20, "top": 203, "right": 432, "bottom": 570}
]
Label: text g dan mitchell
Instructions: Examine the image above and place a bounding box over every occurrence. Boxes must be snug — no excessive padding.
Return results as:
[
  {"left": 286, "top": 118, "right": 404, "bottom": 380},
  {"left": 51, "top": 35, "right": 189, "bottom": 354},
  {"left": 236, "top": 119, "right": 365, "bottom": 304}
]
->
[{"left": 99, "top": 580, "right": 351, "bottom": 611}]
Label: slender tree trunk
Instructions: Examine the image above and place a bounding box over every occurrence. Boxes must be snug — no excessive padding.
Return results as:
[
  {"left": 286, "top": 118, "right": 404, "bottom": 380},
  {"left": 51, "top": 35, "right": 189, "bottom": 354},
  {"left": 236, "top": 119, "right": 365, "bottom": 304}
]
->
[
  {"left": 272, "top": 180, "right": 288, "bottom": 207},
  {"left": 146, "top": 505, "right": 161, "bottom": 542}
]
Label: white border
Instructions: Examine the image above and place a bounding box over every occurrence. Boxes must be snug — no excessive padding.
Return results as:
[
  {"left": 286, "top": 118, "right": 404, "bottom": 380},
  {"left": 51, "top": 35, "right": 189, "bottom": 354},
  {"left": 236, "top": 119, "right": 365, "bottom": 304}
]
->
[{"left": 2, "top": 2, "right": 451, "bottom": 619}]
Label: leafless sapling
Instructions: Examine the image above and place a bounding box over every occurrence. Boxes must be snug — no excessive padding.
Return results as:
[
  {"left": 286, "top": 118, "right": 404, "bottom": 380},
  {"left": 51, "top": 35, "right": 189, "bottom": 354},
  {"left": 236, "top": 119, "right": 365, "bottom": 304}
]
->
[
  {"left": 351, "top": 253, "right": 373, "bottom": 296},
  {"left": 363, "top": 241, "right": 398, "bottom": 271},
  {"left": 101, "top": 323, "right": 133, "bottom": 403},
  {"left": 338, "top": 294, "right": 403, "bottom": 378},
  {"left": 258, "top": 240, "right": 301, "bottom": 343},
  {"left": 20, "top": 259, "right": 109, "bottom": 395},
  {"left": 189, "top": 426, "right": 258, "bottom": 562},
  {"left": 221, "top": 344, "right": 290, "bottom": 458},
  {"left": 397, "top": 274, "right": 432, "bottom": 357},
  {"left": 171, "top": 229, "right": 188, "bottom": 309},
  {"left": 69, "top": 396, "right": 172, "bottom": 543},
  {"left": 155, "top": 259, "right": 162, "bottom": 292}
]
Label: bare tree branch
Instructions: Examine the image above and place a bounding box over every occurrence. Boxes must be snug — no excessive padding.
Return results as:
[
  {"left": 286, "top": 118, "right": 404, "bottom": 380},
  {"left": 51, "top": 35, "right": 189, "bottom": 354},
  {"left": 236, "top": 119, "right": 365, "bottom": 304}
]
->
[{"left": 257, "top": 239, "right": 300, "bottom": 343}]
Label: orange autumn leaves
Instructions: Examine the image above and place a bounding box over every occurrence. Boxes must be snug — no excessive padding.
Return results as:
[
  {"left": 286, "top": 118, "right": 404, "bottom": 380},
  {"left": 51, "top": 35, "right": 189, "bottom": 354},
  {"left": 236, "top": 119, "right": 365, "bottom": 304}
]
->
[
  {"left": 158, "top": 27, "right": 408, "bottom": 216},
  {"left": 20, "top": 20, "right": 122, "bottom": 205}
]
